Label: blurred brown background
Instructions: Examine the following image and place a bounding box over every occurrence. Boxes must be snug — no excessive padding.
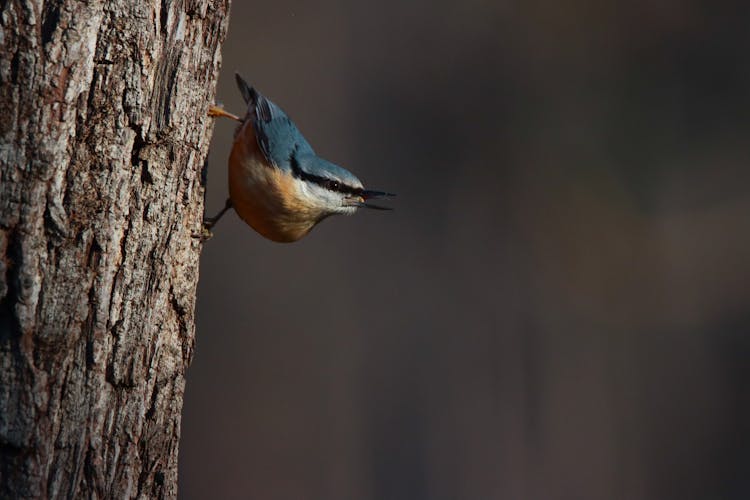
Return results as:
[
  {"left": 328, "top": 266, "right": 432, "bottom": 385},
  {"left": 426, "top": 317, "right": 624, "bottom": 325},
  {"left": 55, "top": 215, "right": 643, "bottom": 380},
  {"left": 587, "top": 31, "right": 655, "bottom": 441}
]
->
[{"left": 179, "top": 1, "right": 750, "bottom": 499}]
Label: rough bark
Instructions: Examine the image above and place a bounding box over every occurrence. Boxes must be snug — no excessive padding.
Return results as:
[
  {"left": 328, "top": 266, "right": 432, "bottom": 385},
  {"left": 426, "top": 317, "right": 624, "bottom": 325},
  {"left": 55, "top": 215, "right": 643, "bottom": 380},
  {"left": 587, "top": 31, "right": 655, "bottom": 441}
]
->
[{"left": 0, "top": 0, "right": 229, "bottom": 497}]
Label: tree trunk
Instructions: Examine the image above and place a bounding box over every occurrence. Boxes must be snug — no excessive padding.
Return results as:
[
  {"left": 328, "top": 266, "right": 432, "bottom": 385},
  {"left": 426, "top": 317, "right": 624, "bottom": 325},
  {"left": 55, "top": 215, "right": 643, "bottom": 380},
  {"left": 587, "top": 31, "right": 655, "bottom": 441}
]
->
[{"left": 0, "top": 0, "right": 229, "bottom": 497}]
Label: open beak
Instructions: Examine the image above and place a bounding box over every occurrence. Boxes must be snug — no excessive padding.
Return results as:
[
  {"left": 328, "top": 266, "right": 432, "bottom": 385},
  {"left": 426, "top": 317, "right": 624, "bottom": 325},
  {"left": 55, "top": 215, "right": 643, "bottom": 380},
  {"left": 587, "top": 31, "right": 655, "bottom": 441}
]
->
[{"left": 356, "top": 189, "right": 395, "bottom": 210}]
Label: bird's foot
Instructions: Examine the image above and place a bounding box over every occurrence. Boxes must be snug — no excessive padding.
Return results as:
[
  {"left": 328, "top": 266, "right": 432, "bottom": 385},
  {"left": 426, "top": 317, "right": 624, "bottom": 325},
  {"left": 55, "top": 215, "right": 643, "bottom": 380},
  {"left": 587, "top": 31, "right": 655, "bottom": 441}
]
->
[
  {"left": 192, "top": 224, "right": 215, "bottom": 242},
  {"left": 208, "top": 105, "right": 242, "bottom": 122}
]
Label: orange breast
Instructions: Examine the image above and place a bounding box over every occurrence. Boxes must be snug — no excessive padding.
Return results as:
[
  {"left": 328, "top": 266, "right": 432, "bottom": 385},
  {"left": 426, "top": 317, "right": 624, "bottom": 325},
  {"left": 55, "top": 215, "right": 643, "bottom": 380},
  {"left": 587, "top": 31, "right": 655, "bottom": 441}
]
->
[{"left": 227, "top": 121, "right": 320, "bottom": 242}]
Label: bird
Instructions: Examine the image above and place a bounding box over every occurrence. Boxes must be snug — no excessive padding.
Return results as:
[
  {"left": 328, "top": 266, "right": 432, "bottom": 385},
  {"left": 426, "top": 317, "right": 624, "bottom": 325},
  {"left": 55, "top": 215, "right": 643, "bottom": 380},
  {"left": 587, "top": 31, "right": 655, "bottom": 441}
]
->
[{"left": 205, "top": 73, "right": 394, "bottom": 243}]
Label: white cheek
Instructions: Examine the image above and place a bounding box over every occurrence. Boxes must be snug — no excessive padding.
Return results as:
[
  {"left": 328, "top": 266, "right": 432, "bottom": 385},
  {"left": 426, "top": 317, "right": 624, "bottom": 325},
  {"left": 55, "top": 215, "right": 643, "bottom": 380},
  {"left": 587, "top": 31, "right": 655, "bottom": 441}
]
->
[
  {"left": 293, "top": 180, "right": 335, "bottom": 211},
  {"left": 339, "top": 206, "right": 358, "bottom": 216},
  {"left": 291, "top": 179, "right": 359, "bottom": 215}
]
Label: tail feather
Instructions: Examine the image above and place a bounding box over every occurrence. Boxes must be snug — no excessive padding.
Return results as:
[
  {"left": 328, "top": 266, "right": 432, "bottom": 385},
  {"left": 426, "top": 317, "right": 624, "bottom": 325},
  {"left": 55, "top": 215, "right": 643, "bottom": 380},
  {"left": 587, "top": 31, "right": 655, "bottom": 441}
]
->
[
  {"left": 235, "top": 72, "right": 277, "bottom": 122},
  {"left": 235, "top": 73, "right": 257, "bottom": 105}
]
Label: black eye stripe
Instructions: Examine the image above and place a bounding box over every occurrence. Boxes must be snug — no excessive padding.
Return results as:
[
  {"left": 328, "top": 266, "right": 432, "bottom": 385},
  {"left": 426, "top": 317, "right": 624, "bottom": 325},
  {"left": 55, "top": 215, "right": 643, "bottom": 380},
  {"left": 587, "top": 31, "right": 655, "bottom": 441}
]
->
[
  {"left": 317, "top": 177, "right": 359, "bottom": 195},
  {"left": 289, "top": 153, "right": 361, "bottom": 195}
]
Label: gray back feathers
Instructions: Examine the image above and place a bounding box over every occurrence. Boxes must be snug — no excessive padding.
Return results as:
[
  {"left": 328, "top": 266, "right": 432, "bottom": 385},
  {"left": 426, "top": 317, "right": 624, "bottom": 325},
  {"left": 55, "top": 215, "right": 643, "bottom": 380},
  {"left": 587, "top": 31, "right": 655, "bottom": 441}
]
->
[{"left": 235, "top": 73, "right": 362, "bottom": 192}]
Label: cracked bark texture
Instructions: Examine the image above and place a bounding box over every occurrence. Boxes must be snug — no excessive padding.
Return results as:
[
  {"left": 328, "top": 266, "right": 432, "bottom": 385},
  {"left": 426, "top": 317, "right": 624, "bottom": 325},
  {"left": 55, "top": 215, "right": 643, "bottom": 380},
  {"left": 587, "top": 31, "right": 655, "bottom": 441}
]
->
[{"left": 0, "top": 0, "right": 229, "bottom": 497}]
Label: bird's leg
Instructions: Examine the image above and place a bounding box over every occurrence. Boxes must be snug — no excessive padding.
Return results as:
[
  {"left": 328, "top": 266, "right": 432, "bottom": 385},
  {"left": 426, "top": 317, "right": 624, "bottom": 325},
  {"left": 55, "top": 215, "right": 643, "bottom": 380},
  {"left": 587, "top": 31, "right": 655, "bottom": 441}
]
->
[
  {"left": 195, "top": 198, "right": 233, "bottom": 241},
  {"left": 208, "top": 105, "right": 242, "bottom": 122},
  {"left": 204, "top": 198, "right": 233, "bottom": 230}
]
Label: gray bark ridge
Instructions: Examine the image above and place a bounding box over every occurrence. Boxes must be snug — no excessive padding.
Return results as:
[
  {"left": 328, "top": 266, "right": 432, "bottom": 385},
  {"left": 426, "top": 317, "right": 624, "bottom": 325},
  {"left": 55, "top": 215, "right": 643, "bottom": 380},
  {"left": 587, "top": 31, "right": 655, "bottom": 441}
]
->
[{"left": 0, "top": 0, "right": 229, "bottom": 498}]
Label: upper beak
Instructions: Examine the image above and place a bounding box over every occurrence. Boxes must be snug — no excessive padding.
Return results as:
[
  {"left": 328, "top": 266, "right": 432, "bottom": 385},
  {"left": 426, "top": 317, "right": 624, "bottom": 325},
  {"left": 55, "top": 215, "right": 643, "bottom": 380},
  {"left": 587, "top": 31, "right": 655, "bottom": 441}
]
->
[
  {"left": 356, "top": 189, "right": 395, "bottom": 210},
  {"left": 362, "top": 189, "right": 396, "bottom": 200}
]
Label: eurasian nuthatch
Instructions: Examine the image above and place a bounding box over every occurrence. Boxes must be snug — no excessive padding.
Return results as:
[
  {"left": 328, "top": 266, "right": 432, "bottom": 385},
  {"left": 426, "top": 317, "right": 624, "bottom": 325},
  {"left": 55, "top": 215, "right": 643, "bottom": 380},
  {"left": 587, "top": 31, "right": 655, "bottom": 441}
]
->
[{"left": 205, "top": 74, "right": 394, "bottom": 242}]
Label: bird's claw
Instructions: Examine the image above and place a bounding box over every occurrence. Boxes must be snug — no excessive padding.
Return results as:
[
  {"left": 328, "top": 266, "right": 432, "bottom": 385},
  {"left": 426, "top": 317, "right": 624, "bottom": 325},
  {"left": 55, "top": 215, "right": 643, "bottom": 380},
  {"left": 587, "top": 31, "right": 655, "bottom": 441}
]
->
[
  {"left": 192, "top": 225, "right": 214, "bottom": 242},
  {"left": 208, "top": 105, "right": 242, "bottom": 122}
]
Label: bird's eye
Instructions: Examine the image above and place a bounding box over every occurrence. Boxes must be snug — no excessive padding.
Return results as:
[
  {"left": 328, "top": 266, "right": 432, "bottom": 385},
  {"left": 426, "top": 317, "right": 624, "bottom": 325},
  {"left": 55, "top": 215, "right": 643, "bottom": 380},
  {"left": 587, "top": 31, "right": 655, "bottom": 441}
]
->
[{"left": 327, "top": 180, "right": 340, "bottom": 191}]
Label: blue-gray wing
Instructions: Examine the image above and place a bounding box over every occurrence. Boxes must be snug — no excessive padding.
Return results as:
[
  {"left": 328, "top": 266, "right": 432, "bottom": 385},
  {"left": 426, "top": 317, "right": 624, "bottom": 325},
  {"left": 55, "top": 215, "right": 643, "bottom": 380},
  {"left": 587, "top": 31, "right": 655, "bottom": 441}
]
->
[{"left": 235, "top": 73, "right": 314, "bottom": 172}]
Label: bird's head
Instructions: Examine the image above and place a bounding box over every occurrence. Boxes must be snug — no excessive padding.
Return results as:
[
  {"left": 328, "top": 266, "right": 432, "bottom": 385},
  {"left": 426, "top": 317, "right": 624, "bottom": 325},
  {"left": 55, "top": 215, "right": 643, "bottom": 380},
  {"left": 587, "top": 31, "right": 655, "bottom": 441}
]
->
[{"left": 291, "top": 155, "right": 394, "bottom": 219}]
